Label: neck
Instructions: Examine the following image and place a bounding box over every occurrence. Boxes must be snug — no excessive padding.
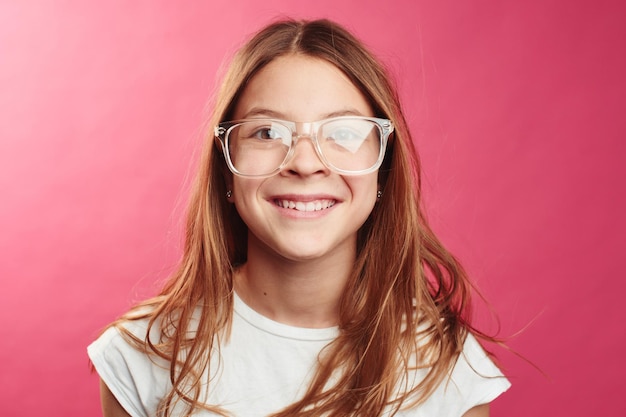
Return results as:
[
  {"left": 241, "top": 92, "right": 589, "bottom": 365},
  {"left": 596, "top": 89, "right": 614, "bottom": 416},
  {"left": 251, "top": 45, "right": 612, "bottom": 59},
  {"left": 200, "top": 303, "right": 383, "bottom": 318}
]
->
[{"left": 234, "top": 237, "right": 355, "bottom": 328}]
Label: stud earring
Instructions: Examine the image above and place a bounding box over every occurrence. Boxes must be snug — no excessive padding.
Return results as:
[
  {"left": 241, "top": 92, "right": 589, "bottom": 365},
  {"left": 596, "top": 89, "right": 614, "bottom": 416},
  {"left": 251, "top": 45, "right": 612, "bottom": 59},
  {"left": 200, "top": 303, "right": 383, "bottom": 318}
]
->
[
  {"left": 226, "top": 190, "right": 232, "bottom": 199},
  {"left": 377, "top": 190, "right": 382, "bottom": 199}
]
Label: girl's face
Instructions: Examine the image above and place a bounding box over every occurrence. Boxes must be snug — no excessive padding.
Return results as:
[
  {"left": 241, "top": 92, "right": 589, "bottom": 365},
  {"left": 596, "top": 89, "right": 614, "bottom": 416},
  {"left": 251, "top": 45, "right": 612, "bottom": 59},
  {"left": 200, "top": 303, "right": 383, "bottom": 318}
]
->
[{"left": 230, "top": 54, "right": 379, "bottom": 264}]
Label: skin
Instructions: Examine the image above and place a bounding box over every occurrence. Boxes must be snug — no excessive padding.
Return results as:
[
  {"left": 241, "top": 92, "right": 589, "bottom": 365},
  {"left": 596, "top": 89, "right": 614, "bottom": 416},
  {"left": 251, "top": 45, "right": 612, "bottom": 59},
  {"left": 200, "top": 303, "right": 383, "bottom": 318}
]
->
[
  {"left": 99, "top": 54, "right": 491, "bottom": 417},
  {"left": 100, "top": 380, "right": 130, "bottom": 417},
  {"left": 230, "top": 55, "right": 379, "bottom": 328}
]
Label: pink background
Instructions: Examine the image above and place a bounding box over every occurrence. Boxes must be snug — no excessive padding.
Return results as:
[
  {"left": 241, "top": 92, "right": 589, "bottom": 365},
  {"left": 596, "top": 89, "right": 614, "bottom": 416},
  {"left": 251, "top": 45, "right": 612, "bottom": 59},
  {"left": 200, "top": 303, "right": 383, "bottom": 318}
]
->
[{"left": 1, "top": 1, "right": 624, "bottom": 416}]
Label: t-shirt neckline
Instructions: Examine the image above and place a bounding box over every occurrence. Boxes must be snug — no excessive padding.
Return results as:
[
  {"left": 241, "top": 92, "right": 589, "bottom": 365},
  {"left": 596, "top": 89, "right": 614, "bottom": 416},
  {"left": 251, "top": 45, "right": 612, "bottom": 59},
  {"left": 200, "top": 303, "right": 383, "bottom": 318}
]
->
[{"left": 233, "top": 292, "right": 340, "bottom": 341}]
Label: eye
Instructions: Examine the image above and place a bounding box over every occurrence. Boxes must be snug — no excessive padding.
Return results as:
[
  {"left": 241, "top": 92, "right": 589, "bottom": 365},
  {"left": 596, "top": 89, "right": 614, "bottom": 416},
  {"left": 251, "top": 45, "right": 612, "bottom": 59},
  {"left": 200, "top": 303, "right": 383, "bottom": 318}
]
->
[
  {"left": 327, "top": 127, "right": 360, "bottom": 143},
  {"left": 252, "top": 127, "right": 281, "bottom": 140},
  {"left": 238, "top": 121, "right": 288, "bottom": 142},
  {"left": 324, "top": 123, "right": 371, "bottom": 153}
]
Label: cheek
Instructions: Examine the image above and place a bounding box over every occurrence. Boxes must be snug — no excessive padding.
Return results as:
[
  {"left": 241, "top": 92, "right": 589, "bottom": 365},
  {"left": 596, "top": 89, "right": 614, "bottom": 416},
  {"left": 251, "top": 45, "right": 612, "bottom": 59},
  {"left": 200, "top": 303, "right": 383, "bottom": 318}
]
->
[
  {"left": 347, "top": 174, "right": 379, "bottom": 210},
  {"left": 350, "top": 173, "right": 378, "bottom": 196},
  {"left": 232, "top": 177, "right": 261, "bottom": 198},
  {"left": 231, "top": 178, "right": 265, "bottom": 217}
]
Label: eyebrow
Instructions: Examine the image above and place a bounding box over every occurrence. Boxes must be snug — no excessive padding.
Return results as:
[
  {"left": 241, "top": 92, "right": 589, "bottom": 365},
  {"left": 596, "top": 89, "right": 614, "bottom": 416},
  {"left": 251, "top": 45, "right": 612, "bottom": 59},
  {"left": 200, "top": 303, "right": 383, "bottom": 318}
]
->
[{"left": 240, "top": 107, "right": 366, "bottom": 120}]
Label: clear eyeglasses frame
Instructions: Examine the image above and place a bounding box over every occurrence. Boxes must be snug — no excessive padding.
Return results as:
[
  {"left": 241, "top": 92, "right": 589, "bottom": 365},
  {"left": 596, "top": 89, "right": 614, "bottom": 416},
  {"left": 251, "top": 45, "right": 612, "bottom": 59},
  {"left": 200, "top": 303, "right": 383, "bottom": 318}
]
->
[{"left": 214, "top": 116, "right": 394, "bottom": 178}]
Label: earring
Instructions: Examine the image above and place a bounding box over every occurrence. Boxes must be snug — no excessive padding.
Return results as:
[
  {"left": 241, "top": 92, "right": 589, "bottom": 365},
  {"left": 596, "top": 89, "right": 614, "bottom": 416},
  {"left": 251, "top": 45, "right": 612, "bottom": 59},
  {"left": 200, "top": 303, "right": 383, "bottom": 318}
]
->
[
  {"left": 226, "top": 190, "right": 232, "bottom": 199},
  {"left": 377, "top": 190, "right": 382, "bottom": 199}
]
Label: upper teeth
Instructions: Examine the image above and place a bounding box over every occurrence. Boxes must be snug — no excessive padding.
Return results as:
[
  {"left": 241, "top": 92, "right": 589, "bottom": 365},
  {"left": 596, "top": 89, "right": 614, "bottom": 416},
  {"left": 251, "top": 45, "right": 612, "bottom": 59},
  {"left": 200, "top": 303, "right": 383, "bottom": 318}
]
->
[{"left": 276, "top": 199, "right": 336, "bottom": 212}]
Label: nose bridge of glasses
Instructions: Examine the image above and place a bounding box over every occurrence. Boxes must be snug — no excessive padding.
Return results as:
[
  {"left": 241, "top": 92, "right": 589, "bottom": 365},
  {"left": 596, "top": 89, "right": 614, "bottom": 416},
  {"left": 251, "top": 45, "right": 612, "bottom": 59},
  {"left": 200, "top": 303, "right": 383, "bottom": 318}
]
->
[
  {"left": 283, "top": 121, "right": 329, "bottom": 170},
  {"left": 289, "top": 121, "right": 323, "bottom": 152},
  {"left": 291, "top": 121, "right": 316, "bottom": 142}
]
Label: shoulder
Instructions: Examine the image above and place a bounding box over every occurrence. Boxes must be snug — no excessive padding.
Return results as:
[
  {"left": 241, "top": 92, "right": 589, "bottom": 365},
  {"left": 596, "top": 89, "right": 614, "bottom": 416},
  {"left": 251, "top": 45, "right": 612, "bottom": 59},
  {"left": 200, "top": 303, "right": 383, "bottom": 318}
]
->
[
  {"left": 88, "top": 317, "right": 171, "bottom": 417},
  {"left": 88, "top": 312, "right": 164, "bottom": 373},
  {"left": 419, "top": 333, "right": 510, "bottom": 416},
  {"left": 394, "top": 331, "right": 510, "bottom": 417},
  {"left": 451, "top": 333, "right": 511, "bottom": 400}
]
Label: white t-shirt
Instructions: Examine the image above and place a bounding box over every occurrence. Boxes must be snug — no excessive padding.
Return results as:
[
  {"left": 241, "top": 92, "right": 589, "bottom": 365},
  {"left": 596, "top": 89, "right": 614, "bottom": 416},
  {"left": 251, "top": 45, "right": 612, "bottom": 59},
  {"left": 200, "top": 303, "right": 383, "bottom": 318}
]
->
[{"left": 88, "top": 294, "right": 510, "bottom": 417}]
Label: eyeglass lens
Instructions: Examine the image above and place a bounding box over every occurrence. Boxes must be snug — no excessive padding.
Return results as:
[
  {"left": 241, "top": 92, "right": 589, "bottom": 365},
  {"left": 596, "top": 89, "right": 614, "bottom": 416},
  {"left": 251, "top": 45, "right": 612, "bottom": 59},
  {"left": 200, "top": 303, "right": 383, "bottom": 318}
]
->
[{"left": 227, "top": 119, "right": 382, "bottom": 176}]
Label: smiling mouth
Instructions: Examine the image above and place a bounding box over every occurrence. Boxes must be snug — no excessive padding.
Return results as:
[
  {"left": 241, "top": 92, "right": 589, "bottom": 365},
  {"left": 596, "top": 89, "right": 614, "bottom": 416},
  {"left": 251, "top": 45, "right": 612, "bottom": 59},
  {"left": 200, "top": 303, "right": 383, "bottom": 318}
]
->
[{"left": 274, "top": 199, "right": 336, "bottom": 212}]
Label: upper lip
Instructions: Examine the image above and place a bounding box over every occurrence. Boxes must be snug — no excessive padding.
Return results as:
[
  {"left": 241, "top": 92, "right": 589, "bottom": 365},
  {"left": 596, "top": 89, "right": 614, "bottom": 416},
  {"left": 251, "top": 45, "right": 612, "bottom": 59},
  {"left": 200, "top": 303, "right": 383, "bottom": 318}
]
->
[{"left": 268, "top": 193, "right": 340, "bottom": 202}]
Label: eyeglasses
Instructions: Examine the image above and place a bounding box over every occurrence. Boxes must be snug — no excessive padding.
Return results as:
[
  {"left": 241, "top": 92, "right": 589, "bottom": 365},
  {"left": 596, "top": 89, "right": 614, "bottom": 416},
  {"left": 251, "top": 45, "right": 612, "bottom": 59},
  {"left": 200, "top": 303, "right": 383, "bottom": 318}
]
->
[{"left": 214, "top": 116, "right": 393, "bottom": 177}]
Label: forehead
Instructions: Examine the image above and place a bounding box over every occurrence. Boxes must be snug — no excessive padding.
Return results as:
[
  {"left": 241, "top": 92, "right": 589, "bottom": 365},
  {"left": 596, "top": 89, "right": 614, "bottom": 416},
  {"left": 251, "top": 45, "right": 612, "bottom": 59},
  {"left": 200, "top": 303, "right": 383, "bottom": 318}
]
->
[{"left": 233, "top": 54, "right": 374, "bottom": 121}]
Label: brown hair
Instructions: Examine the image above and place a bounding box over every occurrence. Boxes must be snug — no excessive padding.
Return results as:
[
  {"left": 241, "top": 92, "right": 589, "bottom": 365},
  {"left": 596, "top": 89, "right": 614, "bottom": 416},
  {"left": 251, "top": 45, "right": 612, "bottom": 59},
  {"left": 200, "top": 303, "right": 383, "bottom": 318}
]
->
[{"left": 112, "top": 18, "right": 484, "bottom": 416}]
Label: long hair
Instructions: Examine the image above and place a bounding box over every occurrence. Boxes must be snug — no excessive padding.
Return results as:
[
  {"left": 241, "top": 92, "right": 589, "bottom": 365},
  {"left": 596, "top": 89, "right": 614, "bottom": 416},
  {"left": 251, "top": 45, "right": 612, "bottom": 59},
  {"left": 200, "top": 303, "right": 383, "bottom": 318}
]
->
[{"left": 111, "top": 18, "right": 480, "bottom": 416}]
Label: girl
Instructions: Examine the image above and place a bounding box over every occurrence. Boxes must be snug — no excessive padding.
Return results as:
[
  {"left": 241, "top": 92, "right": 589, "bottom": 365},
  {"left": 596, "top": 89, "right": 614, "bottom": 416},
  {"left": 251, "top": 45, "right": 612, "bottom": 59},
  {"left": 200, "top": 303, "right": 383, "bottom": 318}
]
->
[{"left": 89, "top": 19, "right": 510, "bottom": 417}]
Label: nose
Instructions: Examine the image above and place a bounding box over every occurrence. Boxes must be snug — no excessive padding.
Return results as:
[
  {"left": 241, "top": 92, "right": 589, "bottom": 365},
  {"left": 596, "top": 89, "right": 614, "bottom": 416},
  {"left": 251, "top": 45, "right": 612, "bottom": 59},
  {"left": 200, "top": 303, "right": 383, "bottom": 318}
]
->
[{"left": 280, "top": 134, "right": 330, "bottom": 177}]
